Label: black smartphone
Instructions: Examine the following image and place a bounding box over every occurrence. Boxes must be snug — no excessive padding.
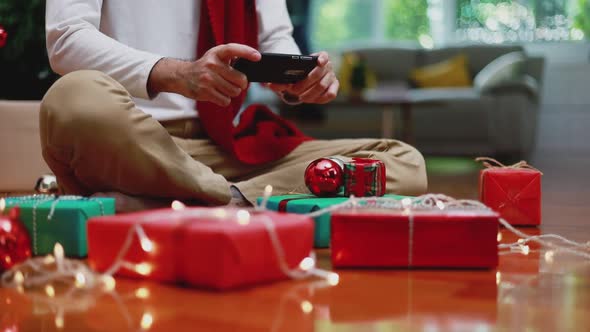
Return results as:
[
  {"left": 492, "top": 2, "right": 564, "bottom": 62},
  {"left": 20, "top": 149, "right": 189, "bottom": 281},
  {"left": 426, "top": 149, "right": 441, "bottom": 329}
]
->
[{"left": 232, "top": 53, "right": 318, "bottom": 84}]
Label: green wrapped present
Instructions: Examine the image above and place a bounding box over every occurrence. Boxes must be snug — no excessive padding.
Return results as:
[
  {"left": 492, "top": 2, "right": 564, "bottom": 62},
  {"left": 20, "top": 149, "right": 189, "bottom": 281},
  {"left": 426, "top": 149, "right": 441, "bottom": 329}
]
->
[
  {"left": 257, "top": 194, "right": 407, "bottom": 247},
  {"left": 4, "top": 195, "right": 115, "bottom": 257}
]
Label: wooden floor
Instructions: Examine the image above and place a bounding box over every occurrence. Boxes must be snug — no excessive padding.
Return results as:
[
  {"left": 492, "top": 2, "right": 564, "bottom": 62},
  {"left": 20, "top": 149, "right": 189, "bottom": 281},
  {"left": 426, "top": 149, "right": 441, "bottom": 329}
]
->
[{"left": 2, "top": 107, "right": 590, "bottom": 331}]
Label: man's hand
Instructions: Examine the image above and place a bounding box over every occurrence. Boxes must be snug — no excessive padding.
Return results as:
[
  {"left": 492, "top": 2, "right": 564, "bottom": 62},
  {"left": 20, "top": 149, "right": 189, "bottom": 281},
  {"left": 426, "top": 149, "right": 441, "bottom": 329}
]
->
[
  {"left": 267, "top": 51, "right": 339, "bottom": 104},
  {"left": 148, "top": 43, "right": 261, "bottom": 106}
]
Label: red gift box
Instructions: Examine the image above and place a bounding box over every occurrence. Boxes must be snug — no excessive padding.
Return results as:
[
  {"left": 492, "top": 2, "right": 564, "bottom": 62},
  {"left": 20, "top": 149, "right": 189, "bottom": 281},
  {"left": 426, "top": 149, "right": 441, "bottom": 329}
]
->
[
  {"left": 343, "top": 158, "right": 386, "bottom": 197},
  {"left": 87, "top": 208, "right": 314, "bottom": 290},
  {"left": 331, "top": 209, "right": 499, "bottom": 268},
  {"left": 479, "top": 167, "right": 542, "bottom": 226}
]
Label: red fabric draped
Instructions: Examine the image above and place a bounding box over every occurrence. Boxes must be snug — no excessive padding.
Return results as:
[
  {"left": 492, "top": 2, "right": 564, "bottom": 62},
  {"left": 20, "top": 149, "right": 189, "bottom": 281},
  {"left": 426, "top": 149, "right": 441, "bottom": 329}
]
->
[{"left": 196, "top": 0, "right": 312, "bottom": 165}]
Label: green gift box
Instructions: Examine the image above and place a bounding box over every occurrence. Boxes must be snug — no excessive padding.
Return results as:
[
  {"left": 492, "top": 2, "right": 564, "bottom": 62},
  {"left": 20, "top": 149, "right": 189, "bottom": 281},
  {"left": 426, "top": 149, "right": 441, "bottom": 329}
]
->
[
  {"left": 257, "top": 194, "right": 407, "bottom": 248},
  {"left": 4, "top": 195, "right": 115, "bottom": 257}
]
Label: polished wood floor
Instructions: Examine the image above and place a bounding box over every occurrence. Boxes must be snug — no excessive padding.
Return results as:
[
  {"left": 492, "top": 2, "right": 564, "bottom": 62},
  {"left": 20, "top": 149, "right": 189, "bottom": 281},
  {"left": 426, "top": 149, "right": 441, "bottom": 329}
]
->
[{"left": 1, "top": 108, "right": 590, "bottom": 331}]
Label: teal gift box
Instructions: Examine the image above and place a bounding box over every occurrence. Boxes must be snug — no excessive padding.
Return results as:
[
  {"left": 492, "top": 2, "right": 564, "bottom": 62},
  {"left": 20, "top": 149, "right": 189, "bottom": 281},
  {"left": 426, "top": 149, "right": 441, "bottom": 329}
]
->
[
  {"left": 4, "top": 195, "right": 115, "bottom": 257},
  {"left": 257, "top": 194, "right": 407, "bottom": 247}
]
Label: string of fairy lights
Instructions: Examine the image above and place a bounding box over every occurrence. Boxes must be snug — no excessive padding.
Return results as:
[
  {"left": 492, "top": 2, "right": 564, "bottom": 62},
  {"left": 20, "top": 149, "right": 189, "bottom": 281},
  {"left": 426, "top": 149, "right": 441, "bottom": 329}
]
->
[{"left": 1, "top": 186, "right": 590, "bottom": 330}]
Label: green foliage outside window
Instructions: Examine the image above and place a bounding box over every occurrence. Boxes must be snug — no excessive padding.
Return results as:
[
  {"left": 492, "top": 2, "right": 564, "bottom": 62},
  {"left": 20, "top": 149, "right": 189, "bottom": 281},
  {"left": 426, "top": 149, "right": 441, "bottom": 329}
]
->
[
  {"left": 383, "top": 0, "right": 429, "bottom": 41},
  {"left": 574, "top": 0, "right": 590, "bottom": 36}
]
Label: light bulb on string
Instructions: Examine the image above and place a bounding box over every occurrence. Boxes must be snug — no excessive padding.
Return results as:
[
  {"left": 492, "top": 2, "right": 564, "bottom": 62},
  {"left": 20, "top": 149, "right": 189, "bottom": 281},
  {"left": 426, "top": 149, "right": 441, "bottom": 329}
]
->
[
  {"left": 102, "top": 275, "right": 116, "bottom": 292},
  {"left": 327, "top": 273, "right": 340, "bottom": 286},
  {"left": 75, "top": 273, "right": 86, "bottom": 288},
  {"left": 135, "top": 226, "right": 154, "bottom": 253},
  {"left": 54, "top": 243, "right": 65, "bottom": 271},
  {"left": 140, "top": 312, "right": 154, "bottom": 330},
  {"left": 135, "top": 287, "right": 150, "bottom": 299},
  {"left": 299, "top": 257, "right": 315, "bottom": 271},
  {"left": 135, "top": 263, "right": 153, "bottom": 276},
  {"left": 0, "top": 198, "right": 5, "bottom": 212},
  {"left": 496, "top": 271, "right": 501, "bottom": 285},
  {"left": 45, "top": 284, "right": 56, "bottom": 298},
  {"left": 545, "top": 250, "right": 555, "bottom": 264},
  {"left": 300, "top": 300, "right": 313, "bottom": 314},
  {"left": 236, "top": 210, "right": 251, "bottom": 225},
  {"left": 55, "top": 311, "right": 64, "bottom": 329},
  {"left": 171, "top": 200, "right": 186, "bottom": 210},
  {"left": 497, "top": 232, "right": 503, "bottom": 242}
]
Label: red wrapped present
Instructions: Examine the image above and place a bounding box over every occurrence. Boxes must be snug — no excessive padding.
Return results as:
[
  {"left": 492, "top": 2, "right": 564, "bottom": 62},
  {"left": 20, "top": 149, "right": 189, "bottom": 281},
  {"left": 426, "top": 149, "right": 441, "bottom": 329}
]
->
[
  {"left": 343, "top": 158, "right": 386, "bottom": 197},
  {"left": 87, "top": 208, "right": 314, "bottom": 290},
  {"left": 331, "top": 203, "right": 499, "bottom": 268},
  {"left": 477, "top": 157, "right": 542, "bottom": 226}
]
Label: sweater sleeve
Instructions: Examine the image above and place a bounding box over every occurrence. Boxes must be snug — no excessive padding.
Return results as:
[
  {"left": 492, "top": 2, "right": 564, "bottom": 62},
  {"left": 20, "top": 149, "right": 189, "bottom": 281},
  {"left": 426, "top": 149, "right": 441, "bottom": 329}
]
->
[
  {"left": 256, "top": 0, "right": 301, "bottom": 54},
  {"left": 45, "top": 0, "right": 163, "bottom": 99}
]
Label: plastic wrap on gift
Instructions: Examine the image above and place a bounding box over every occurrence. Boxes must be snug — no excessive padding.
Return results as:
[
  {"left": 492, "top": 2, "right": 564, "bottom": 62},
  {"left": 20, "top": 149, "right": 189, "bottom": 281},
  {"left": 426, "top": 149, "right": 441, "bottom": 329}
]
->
[
  {"left": 343, "top": 158, "right": 386, "bottom": 197},
  {"left": 4, "top": 195, "right": 115, "bottom": 257},
  {"left": 258, "top": 194, "right": 407, "bottom": 248},
  {"left": 331, "top": 208, "right": 499, "bottom": 268},
  {"left": 479, "top": 167, "right": 541, "bottom": 226},
  {"left": 87, "top": 208, "right": 314, "bottom": 290}
]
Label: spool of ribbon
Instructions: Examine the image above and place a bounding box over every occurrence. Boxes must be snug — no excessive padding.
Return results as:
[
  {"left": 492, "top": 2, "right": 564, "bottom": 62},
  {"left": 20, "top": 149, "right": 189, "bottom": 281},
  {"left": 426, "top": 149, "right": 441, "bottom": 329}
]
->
[
  {"left": 343, "top": 158, "right": 386, "bottom": 197},
  {"left": 475, "top": 157, "right": 543, "bottom": 174}
]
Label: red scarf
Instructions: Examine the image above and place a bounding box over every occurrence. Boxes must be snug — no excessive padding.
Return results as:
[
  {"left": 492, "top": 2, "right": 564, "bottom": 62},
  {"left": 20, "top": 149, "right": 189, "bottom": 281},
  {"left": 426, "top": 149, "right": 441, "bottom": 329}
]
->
[{"left": 196, "top": 0, "right": 312, "bottom": 165}]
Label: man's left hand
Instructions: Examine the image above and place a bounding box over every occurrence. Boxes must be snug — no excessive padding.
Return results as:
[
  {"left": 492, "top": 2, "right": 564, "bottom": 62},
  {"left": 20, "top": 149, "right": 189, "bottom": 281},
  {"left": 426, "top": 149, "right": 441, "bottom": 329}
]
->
[{"left": 267, "top": 51, "right": 339, "bottom": 104}]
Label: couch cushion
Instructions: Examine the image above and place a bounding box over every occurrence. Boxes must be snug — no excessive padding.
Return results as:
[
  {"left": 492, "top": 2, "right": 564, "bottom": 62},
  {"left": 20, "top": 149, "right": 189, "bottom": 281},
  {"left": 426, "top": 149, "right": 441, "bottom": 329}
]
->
[
  {"left": 409, "top": 54, "right": 472, "bottom": 88},
  {"left": 408, "top": 87, "right": 481, "bottom": 103},
  {"left": 0, "top": 100, "right": 50, "bottom": 191},
  {"left": 474, "top": 51, "right": 526, "bottom": 91},
  {"left": 350, "top": 46, "right": 418, "bottom": 82},
  {"left": 419, "top": 45, "right": 525, "bottom": 77}
]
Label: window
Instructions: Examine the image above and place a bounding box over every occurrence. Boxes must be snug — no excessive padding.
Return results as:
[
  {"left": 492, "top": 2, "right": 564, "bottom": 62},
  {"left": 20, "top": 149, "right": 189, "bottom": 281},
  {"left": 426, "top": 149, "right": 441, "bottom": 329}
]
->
[
  {"left": 309, "top": 0, "right": 587, "bottom": 50},
  {"left": 456, "top": 0, "right": 585, "bottom": 43},
  {"left": 310, "top": 0, "right": 430, "bottom": 49}
]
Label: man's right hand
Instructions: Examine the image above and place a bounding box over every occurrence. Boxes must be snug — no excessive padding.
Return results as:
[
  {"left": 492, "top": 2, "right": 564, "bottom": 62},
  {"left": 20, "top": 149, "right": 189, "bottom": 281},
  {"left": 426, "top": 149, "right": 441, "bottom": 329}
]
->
[{"left": 148, "top": 43, "right": 261, "bottom": 106}]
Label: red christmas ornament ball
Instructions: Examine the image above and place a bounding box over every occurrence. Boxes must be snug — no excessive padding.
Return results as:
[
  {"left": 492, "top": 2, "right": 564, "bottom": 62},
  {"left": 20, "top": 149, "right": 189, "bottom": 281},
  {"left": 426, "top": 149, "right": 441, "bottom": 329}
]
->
[
  {"left": 0, "top": 207, "right": 32, "bottom": 272},
  {"left": 304, "top": 158, "right": 344, "bottom": 197},
  {"left": 0, "top": 25, "right": 7, "bottom": 48}
]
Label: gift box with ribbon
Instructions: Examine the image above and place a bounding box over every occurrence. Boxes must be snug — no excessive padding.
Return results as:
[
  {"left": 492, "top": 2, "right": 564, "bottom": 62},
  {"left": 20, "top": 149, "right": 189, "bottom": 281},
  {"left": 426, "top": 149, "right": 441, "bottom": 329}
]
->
[
  {"left": 477, "top": 157, "right": 542, "bottom": 226},
  {"left": 3, "top": 195, "right": 115, "bottom": 257},
  {"left": 343, "top": 158, "right": 386, "bottom": 197},
  {"left": 258, "top": 194, "right": 407, "bottom": 248},
  {"left": 87, "top": 207, "right": 315, "bottom": 290},
  {"left": 331, "top": 196, "right": 499, "bottom": 268}
]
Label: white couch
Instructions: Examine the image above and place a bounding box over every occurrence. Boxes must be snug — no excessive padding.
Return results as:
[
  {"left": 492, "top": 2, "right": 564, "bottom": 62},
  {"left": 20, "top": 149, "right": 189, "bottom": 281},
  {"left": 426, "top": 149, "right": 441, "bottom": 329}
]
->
[{"left": 0, "top": 100, "right": 50, "bottom": 192}]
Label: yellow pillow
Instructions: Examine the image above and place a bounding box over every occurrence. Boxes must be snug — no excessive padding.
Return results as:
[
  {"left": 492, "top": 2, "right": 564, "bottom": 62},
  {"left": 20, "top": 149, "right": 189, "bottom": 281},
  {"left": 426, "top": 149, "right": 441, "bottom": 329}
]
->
[{"left": 410, "top": 54, "right": 472, "bottom": 88}]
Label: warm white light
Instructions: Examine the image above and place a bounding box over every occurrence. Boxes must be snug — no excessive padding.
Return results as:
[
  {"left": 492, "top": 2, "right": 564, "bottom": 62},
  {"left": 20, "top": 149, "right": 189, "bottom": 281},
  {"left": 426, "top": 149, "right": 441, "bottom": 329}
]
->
[
  {"left": 299, "top": 257, "right": 315, "bottom": 271},
  {"left": 264, "top": 185, "right": 273, "bottom": 196},
  {"left": 140, "top": 238, "right": 154, "bottom": 253},
  {"left": 496, "top": 271, "right": 501, "bottom": 285},
  {"left": 236, "top": 210, "right": 251, "bottom": 225},
  {"left": 435, "top": 201, "right": 445, "bottom": 210},
  {"left": 213, "top": 208, "right": 228, "bottom": 219},
  {"left": 1, "top": 220, "right": 11, "bottom": 233},
  {"left": 300, "top": 300, "right": 313, "bottom": 314},
  {"left": 401, "top": 198, "right": 412, "bottom": 208},
  {"left": 45, "top": 285, "right": 56, "bottom": 298},
  {"left": 55, "top": 314, "right": 64, "bottom": 329},
  {"left": 517, "top": 238, "right": 525, "bottom": 244},
  {"left": 102, "top": 275, "right": 116, "bottom": 291},
  {"left": 54, "top": 243, "right": 65, "bottom": 260},
  {"left": 135, "top": 287, "right": 150, "bottom": 299},
  {"left": 140, "top": 312, "right": 154, "bottom": 330},
  {"left": 171, "top": 200, "right": 186, "bottom": 210},
  {"left": 544, "top": 250, "right": 555, "bottom": 264},
  {"left": 497, "top": 232, "right": 503, "bottom": 242},
  {"left": 521, "top": 245, "right": 530, "bottom": 256},
  {"left": 327, "top": 273, "right": 339, "bottom": 286},
  {"left": 0, "top": 198, "right": 5, "bottom": 212},
  {"left": 75, "top": 273, "right": 86, "bottom": 288},
  {"left": 14, "top": 271, "right": 24, "bottom": 285},
  {"left": 135, "top": 263, "right": 153, "bottom": 276},
  {"left": 43, "top": 255, "right": 55, "bottom": 265}
]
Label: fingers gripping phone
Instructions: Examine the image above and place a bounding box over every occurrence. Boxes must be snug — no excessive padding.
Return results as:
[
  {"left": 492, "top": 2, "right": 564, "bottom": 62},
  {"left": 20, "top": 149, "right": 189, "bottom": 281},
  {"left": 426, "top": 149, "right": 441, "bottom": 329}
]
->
[{"left": 232, "top": 53, "right": 318, "bottom": 84}]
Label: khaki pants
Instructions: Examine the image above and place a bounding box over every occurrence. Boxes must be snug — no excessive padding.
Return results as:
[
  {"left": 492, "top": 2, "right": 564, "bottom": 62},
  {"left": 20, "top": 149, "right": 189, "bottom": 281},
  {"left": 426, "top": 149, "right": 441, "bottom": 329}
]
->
[{"left": 40, "top": 70, "right": 427, "bottom": 205}]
